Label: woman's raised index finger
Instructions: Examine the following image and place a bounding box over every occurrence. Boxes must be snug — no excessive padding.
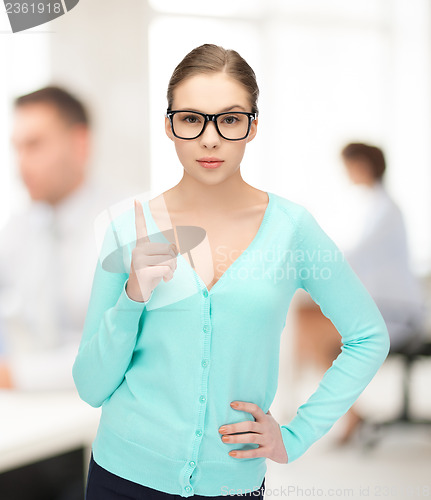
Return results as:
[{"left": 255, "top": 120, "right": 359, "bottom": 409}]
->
[{"left": 134, "top": 199, "right": 148, "bottom": 245}]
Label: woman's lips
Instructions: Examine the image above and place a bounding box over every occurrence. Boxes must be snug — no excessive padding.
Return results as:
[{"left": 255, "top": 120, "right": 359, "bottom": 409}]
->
[{"left": 197, "top": 160, "right": 224, "bottom": 169}]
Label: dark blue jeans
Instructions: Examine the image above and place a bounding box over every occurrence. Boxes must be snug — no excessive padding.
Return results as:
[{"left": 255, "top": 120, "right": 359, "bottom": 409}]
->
[{"left": 85, "top": 452, "right": 265, "bottom": 500}]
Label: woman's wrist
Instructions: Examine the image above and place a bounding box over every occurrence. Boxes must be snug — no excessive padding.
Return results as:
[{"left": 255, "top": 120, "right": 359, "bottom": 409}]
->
[{"left": 125, "top": 274, "right": 151, "bottom": 302}]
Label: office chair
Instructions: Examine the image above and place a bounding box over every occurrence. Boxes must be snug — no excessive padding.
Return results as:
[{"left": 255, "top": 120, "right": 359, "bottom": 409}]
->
[{"left": 359, "top": 325, "right": 431, "bottom": 450}]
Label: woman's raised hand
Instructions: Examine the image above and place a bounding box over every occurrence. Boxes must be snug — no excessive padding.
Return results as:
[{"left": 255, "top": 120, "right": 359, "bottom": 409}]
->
[{"left": 125, "top": 199, "right": 179, "bottom": 302}]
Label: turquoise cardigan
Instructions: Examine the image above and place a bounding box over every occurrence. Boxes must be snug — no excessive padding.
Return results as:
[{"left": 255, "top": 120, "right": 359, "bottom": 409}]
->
[{"left": 72, "top": 191, "right": 390, "bottom": 497}]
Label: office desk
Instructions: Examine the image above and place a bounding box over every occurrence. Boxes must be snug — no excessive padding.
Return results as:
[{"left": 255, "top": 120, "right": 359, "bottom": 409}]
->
[{"left": 0, "top": 389, "right": 100, "bottom": 474}]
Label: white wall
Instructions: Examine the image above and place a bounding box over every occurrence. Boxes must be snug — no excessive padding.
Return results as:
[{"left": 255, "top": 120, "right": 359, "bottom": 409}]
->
[
  {"left": 48, "top": 0, "right": 152, "bottom": 195},
  {"left": 1, "top": 0, "right": 430, "bottom": 272},
  {"left": 0, "top": 14, "right": 51, "bottom": 227}
]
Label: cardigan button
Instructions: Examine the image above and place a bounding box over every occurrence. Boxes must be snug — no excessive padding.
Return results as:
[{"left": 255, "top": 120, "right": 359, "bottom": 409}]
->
[
  {"left": 185, "top": 486, "right": 192, "bottom": 493},
  {"left": 203, "top": 289, "right": 208, "bottom": 297},
  {"left": 199, "top": 395, "right": 206, "bottom": 403},
  {"left": 203, "top": 325, "right": 210, "bottom": 333},
  {"left": 189, "top": 461, "right": 196, "bottom": 468},
  {"left": 195, "top": 429, "right": 202, "bottom": 437},
  {"left": 201, "top": 359, "right": 209, "bottom": 368}
]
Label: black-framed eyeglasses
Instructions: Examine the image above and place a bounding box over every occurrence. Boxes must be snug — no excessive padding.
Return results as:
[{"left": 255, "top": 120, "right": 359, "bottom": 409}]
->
[{"left": 165, "top": 109, "right": 257, "bottom": 141}]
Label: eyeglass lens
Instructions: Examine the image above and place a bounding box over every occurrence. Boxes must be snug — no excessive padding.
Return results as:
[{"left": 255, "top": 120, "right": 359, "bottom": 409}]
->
[{"left": 171, "top": 112, "right": 250, "bottom": 140}]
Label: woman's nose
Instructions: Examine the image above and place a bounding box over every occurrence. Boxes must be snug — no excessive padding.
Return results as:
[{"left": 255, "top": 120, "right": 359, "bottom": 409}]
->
[{"left": 199, "top": 120, "right": 221, "bottom": 147}]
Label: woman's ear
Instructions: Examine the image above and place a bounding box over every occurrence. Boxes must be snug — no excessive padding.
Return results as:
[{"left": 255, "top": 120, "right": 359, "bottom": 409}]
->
[
  {"left": 246, "top": 117, "right": 258, "bottom": 143},
  {"left": 165, "top": 116, "right": 174, "bottom": 141}
]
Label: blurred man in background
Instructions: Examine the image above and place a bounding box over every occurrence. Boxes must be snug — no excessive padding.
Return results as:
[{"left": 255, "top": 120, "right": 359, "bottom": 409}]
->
[
  {"left": 0, "top": 85, "right": 127, "bottom": 500},
  {"left": 0, "top": 85, "right": 119, "bottom": 390},
  {"left": 339, "top": 142, "right": 426, "bottom": 351},
  {"left": 335, "top": 142, "right": 427, "bottom": 442},
  {"left": 294, "top": 142, "right": 427, "bottom": 445}
]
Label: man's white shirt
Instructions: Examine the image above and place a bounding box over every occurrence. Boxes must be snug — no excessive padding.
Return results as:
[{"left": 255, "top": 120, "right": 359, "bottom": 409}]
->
[
  {"left": 0, "top": 178, "right": 126, "bottom": 390},
  {"left": 330, "top": 181, "right": 426, "bottom": 349}
]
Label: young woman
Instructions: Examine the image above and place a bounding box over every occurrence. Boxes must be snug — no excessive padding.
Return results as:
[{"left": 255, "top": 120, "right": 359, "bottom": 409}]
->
[{"left": 73, "top": 44, "right": 390, "bottom": 500}]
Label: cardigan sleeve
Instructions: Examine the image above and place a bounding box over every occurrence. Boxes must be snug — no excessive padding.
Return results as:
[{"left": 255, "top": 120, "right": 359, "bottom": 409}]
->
[
  {"left": 72, "top": 221, "right": 153, "bottom": 408},
  {"left": 279, "top": 207, "right": 390, "bottom": 463}
]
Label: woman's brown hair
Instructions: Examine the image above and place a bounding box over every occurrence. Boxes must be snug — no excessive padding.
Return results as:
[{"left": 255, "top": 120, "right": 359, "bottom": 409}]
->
[{"left": 167, "top": 44, "right": 259, "bottom": 115}]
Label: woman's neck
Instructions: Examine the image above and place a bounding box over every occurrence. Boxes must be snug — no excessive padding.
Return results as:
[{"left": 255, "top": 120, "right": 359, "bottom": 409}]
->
[{"left": 164, "top": 173, "right": 265, "bottom": 214}]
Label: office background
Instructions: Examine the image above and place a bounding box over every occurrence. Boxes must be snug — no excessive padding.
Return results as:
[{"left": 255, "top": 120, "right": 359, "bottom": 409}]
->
[
  {"left": 0, "top": 1, "right": 430, "bottom": 499},
  {"left": 1, "top": 0, "right": 430, "bottom": 275}
]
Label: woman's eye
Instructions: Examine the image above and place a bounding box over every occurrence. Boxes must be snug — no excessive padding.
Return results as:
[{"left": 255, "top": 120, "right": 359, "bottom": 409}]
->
[
  {"left": 222, "top": 115, "right": 239, "bottom": 125},
  {"left": 184, "top": 115, "right": 201, "bottom": 124}
]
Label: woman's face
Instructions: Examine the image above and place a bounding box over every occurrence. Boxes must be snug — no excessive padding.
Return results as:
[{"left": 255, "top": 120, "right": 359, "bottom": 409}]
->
[{"left": 165, "top": 72, "right": 258, "bottom": 186}]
